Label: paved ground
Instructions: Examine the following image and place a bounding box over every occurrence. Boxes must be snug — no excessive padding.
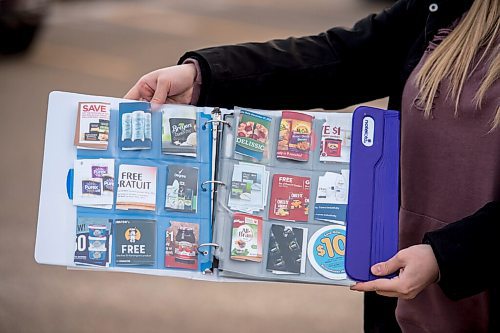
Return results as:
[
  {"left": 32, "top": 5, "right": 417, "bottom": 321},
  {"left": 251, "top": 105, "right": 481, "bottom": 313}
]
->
[{"left": 0, "top": 1, "right": 387, "bottom": 332}]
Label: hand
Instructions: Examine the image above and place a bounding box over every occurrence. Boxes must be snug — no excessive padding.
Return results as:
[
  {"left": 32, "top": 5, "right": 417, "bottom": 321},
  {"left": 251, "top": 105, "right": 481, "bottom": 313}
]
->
[
  {"left": 124, "top": 64, "right": 197, "bottom": 105},
  {"left": 350, "top": 244, "right": 439, "bottom": 299}
]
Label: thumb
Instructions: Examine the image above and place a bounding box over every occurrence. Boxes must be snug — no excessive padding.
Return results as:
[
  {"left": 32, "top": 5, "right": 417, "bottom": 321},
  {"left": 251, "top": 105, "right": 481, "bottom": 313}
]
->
[{"left": 371, "top": 253, "right": 404, "bottom": 276}]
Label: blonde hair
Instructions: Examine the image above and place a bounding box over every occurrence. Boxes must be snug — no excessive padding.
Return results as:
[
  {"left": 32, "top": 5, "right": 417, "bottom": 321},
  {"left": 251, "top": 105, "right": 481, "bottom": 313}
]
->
[{"left": 416, "top": 0, "right": 500, "bottom": 129}]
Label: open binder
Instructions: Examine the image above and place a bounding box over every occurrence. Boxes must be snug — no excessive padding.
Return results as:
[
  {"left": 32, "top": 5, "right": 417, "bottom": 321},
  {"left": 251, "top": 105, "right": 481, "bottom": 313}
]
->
[{"left": 35, "top": 91, "right": 400, "bottom": 285}]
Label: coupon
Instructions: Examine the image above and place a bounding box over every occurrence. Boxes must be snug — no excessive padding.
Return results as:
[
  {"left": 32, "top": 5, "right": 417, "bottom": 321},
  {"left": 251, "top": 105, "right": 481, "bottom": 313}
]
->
[
  {"left": 230, "top": 213, "right": 263, "bottom": 262},
  {"left": 319, "top": 113, "right": 352, "bottom": 163},
  {"left": 228, "top": 162, "right": 269, "bottom": 213},
  {"left": 307, "top": 225, "right": 346, "bottom": 280},
  {"left": 162, "top": 107, "right": 197, "bottom": 157},
  {"left": 114, "top": 219, "right": 156, "bottom": 266},
  {"left": 74, "top": 217, "right": 112, "bottom": 267},
  {"left": 165, "top": 221, "right": 199, "bottom": 270},
  {"left": 277, "top": 111, "right": 313, "bottom": 162},
  {"left": 269, "top": 174, "right": 310, "bottom": 222},
  {"left": 235, "top": 110, "right": 272, "bottom": 161},
  {"left": 72, "top": 159, "right": 114, "bottom": 209},
  {"left": 266, "top": 224, "right": 307, "bottom": 274},
  {"left": 116, "top": 164, "right": 157, "bottom": 211},
  {"left": 74, "top": 102, "right": 110, "bottom": 150},
  {"left": 119, "top": 102, "right": 152, "bottom": 151},
  {"left": 165, "top": 165, "right": 199, "bottom": 213},
  {"left": 314, "top": 170, "right": 349, "bottom": 224}
]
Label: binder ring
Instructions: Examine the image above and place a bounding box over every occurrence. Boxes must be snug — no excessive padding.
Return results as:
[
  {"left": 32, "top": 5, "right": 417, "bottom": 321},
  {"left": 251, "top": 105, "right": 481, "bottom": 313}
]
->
[
  {"left": 202, "top": 119, "right": 232, "bottom": 130},
  {"left": 198, "top": 243, "right": 220, "bottom": 256},
  {"left": 201, "top": 180, "right": 226, "bottom": 192}
]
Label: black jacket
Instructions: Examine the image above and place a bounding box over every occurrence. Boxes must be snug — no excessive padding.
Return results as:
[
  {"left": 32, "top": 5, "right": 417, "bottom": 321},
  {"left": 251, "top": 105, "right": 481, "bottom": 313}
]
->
[
  {"left": 180, "top": 0, "right": 474, "bottom": 111},
  {"left": 179, "top": 0, "right": 499, "bottom": 331}
]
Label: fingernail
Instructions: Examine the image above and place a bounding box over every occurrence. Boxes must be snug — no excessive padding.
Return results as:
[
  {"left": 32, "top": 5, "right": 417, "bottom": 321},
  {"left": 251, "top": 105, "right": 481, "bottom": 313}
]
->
[{"left": 372, "top": 265, "right": 382, "bottom": 274}]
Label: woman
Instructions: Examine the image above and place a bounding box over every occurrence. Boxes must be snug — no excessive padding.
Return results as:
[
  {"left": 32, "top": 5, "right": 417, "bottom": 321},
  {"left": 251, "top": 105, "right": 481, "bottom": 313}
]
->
[{"left": 125, "top": 0, "right": 499, "bottom": 331}]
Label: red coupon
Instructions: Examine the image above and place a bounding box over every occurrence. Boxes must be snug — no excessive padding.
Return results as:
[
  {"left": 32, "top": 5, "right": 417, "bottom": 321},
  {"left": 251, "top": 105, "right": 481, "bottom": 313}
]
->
[
  {"left": 277, "top": 111, "right": 314, "bottom": 162},
  {"left": 269, "top": 174, "right": 310, "bottom": 222}
]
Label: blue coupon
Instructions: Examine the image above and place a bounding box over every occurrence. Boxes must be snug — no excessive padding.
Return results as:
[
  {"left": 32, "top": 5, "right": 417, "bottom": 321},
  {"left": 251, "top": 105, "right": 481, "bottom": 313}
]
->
[{"left": 307, "top": 225, "right": 347, "bottom": 280}]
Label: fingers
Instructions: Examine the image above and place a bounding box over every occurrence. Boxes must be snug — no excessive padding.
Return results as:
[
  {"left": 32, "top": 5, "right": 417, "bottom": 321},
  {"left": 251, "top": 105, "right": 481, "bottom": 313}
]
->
[
  {"left": 350, "top": 274, "right": 419, "bottom": 300},
  {"left": 124, "top": 84, "right": 141, "bottom": 100},
  {"left": 350, "top": 278, "right": 415, "bottom": 299},
  {"left": 124, "top": 81, "right": 155, "bottom": 101},
  {"left": 125, "top": 65, "right": 196, "bottom": 104},
  {"left": 350, "top": 278, "right": 400, "bottom": 293},
  {"left": 151, "top": 77, "right": 170, "bottom": 104},
  {"left": 371, "top": 252, "right": 405, "bottom": 276},
  {"left": 374, "top": 290, "right": 404, "bottom": 298},
  {"left": 350, "top": 246, "right": 437, "bottom": 300}
]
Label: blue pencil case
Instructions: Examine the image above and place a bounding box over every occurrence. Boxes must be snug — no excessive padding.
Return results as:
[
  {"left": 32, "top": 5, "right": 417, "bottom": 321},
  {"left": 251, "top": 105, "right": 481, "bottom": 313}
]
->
[{"left": 345, "top": 106, "right": 400, "bottom": 281}]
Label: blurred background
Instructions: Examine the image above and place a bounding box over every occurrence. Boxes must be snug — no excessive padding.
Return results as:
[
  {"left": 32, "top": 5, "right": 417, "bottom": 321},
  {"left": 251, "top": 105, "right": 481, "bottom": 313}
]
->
[{"left": 0, "top": 0, "right": 388, "bottom": 332}]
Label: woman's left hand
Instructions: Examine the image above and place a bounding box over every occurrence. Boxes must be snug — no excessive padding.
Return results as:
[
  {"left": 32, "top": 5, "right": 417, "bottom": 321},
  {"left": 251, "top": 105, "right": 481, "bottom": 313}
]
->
[{"left": 350, "top": 244, "right": 440, "bottom": 299}]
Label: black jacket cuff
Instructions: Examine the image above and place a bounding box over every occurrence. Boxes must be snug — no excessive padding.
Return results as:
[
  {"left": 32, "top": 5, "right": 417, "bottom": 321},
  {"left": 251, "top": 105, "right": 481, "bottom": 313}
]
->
[{"left": 423, "top": 201, "right": 499, "bottom": 300}]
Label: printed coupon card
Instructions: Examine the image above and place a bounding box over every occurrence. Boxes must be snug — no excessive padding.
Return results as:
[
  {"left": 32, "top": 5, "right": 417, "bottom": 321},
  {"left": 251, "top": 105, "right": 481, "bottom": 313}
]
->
[
  {"left": 114, "top": 219, "right": 156, "bottom": 266},
  {"left": 307, "top": 225, "right": 346, "bottom": 280},
  {"left": 74, "top": 102, "right": 110, "bottom": 150},
  {"left": 314, "top": 170, "right": 349, "bottom": 224},
  {"left": 269, "top": 174, "right": 310, "bottom": 222},
  {"left": 320, "top": 113, "right": 352, "bottom": 163},
  {"left": 165, "top": 221, "right": 199, "bottom": 270},
  {"left": 162, "top": 107, "right": 197, "bottom": 157},
  {"left": 74, "top": 217, "right": 112, "bottom": 267},
  {"left": 266, "top": 224, "right": 307, "bottom": 274},
  {"left": 116, "top": 164, "right": 157, "bottom": 211},
  {"left": 230, "top": 213, "right": 263, "bottom": 262},
  {"left": 165, "top": 165, "right": 199, "bottom": 213},
  {"left": 73, "top": 159, "right": 114, "bottom": 209},
  {"left": 235, "top": 109, "right": 271, "bottom": 161},
  {"left": 119, "top": 102, "right": 152, "bottom": 151},
  {"left": 228, "top": 162, "right": 269, "bottom": 214},
  {"left": 277, "top": 111, "right": 314, "bottom": 162}
]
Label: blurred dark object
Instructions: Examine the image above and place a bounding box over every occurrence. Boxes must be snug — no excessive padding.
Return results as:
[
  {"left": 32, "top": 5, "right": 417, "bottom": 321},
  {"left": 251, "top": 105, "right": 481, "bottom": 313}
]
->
[
  {"left": 363, "top": 0, "right": 397, "bottom": 3},
  {"left": 0, "top": 0, "right": 50, "bottom": 54}
]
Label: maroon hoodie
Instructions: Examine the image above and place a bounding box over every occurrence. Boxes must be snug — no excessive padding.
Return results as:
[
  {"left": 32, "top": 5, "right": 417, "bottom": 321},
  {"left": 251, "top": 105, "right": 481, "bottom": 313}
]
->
[{"left": 396, "top": 26, "right": 499, "bottom": 332}]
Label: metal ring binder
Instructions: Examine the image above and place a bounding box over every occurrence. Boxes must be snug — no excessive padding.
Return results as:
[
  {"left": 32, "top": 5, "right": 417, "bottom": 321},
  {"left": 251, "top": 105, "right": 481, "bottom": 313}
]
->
[
  {"left": 201, "top": 180, "right": 226, "bottom": 192},
  {"left": 202, "top": 119, "right": 232, "bottom": 130},
  {"left": 198, "top": 243, "right": 220, "bottom": 256}
]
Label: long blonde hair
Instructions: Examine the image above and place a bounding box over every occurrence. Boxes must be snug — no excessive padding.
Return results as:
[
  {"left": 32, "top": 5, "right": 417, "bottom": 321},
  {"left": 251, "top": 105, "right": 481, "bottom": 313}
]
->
[{"left": 416, "top": 0, "right": 499, "bottom": 129}]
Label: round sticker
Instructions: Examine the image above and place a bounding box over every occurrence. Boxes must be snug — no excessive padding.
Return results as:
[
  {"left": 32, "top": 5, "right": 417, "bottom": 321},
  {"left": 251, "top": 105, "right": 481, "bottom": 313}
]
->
[{"left": 307, "top": 225, "right": 346, "bottom": 280}]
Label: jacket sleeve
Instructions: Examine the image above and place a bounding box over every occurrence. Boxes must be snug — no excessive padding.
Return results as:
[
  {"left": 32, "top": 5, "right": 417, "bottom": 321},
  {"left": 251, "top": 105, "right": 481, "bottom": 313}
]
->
[
  {"left": 423, "top": 201, "right": 500, "bottom": 301},
  {"left": 178, "top": 0, "right": 427, "bottom": 110}
]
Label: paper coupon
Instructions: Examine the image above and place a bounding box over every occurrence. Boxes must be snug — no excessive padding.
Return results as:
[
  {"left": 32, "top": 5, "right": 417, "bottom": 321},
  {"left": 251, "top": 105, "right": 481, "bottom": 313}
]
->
[
  {"left": 74, "top": 102, "right": 110, "bottom": 150},
  {"left": 269, "top": 174, "right": 310, "bottom": 222},
  {"left": 116, "top": 164, "right": 157, "bottom": 211}
]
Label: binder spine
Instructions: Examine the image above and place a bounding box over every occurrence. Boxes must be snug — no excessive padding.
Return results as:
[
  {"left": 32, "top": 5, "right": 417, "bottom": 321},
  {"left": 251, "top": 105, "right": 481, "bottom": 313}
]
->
[
  {"left": 203, "top": 107, "right": 230, "bottom": 195},
  {"left": 204, "top": 108, "right": 232, "bottom": 271}
]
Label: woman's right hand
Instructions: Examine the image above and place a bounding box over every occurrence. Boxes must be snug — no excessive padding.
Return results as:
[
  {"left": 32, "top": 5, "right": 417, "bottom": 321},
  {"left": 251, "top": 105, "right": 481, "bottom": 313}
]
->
[{"left": 124, "top": 64, "right": 197, "bottom": 105}]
